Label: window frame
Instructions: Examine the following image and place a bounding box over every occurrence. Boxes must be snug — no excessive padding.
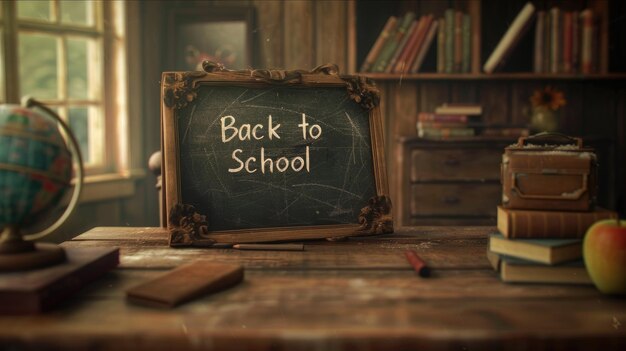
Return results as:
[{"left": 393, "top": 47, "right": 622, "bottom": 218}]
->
[{"left": 1, "top": 0, "right": 145, "bottom": 204}]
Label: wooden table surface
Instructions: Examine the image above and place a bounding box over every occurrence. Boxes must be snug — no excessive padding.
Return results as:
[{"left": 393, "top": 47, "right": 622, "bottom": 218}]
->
[{"left": 1, "top": 226, "right": 625, "bottom": 350}]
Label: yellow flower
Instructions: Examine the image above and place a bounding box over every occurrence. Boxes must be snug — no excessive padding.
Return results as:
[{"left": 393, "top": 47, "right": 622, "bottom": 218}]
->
[{"left": 530, "top": 86, "right": 567, "bottom": 111}]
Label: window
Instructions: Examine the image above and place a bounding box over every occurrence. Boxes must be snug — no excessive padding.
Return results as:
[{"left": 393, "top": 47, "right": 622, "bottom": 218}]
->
[{"left": 1, "top": 0, "right": 128, "bottom": 174}]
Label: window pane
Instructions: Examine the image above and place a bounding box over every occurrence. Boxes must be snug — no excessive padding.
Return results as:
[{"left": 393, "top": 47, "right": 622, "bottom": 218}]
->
[
  {"left": 68, "top": 106, "right": 103, "bottom": 165},
  {"left": 60, "top": 0, "right": 94, "bottom": 26},
  {"left": 68, "top": 107, "right": 89, "bottom": 164},
  {"left": 67, "top": 38, "right": 88, "bottom": 99},
  {"left": 19, "top": 33, "right": 58, "bottom": 100},
  {"left": 17, "top": 1, "right": 52, "bottom": 22}
]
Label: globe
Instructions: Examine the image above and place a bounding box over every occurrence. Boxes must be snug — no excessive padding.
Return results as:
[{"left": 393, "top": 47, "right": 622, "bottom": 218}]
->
[{"left": 0, "top": 104, "right": 72, "bottom": 227}]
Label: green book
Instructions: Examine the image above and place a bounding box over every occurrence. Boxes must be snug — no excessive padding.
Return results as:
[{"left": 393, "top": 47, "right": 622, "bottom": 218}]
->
[
  {"left": 372, "top": 12, "right": 416, "bottom": 72},
  {"left": 437, "top": 17, "right": 446, "bottom": 73},
  {"left": 487, "top": 250, "right": 591, "bottom": 285},
  {"left": 444, "top": 9, "right": 455, "bottom": 73},
  {"left": 489, "top": 233, "right": 581, "bottom": 265},
  {"left": 461, "top": 13, "right": 471, "bottom": 73}
]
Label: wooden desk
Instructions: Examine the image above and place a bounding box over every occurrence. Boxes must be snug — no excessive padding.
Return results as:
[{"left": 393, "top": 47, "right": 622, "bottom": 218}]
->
[{"left": 1, "top": 226, "right": 624, "bottom": 350}]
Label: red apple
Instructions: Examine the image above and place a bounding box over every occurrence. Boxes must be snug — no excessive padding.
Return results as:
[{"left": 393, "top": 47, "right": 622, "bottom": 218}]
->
[{"left": 583, "top": 219, "right": 626, "bottom": 294}]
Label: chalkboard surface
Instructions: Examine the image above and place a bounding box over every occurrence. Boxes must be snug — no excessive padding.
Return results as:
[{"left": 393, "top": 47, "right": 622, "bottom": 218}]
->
[{"left": 162, "top": 64, "right": 391, "bottom": 245}]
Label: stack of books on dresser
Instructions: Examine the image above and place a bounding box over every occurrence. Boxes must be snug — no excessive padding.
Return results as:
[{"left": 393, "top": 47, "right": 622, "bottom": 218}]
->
[
  {"left": 488, "top": 136, "right": 618, "bottom": 284},
  {"left": 417, "top": 103, "right": 481, "bottom": 139}
]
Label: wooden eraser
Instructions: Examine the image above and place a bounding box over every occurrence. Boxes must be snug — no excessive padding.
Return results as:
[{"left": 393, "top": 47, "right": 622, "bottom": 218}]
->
[{"left": 126, "top": 260, "right": 244, "bottom": 308}]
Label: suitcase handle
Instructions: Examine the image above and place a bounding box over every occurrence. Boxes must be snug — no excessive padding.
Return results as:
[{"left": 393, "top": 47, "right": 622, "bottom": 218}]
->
[
  {"left": 512, "top": 173, "right": 588, "bottom": 201},
  {"left": 517, "top": 132, "right": 583, "bottom": 148}
]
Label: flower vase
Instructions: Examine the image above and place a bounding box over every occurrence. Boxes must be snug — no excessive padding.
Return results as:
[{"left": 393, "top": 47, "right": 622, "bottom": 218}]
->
[{"left": 530, "top": 106, "right": 560, "bottom": 132}]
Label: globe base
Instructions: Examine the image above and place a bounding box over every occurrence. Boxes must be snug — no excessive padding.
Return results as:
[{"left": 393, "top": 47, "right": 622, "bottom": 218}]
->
[
  {"left": 0, "top": 226, "right": 66, "bottom": 272},
  {"left": 0, "top": 243, "right": 66, "bottom": 272}
]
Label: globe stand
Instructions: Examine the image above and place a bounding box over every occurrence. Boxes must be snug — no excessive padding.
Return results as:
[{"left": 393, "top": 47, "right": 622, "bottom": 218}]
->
[{"left": 0, "top": 225, "right": 65, "bottom": 272}]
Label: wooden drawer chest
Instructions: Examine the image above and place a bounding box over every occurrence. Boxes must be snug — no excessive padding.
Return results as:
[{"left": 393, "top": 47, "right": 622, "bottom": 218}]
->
[{"left": 396, "top": 137, "right": 514, "bottom": 226}]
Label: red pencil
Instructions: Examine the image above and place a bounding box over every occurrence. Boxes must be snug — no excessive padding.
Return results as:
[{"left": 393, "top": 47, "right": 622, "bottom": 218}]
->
[{"left": 404, "top": 249, "right": 430, "bottom": 277}]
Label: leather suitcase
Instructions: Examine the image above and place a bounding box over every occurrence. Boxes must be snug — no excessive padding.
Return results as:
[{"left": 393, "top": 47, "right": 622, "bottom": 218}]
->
[{"left": 501, "top": 133, "right": 597, "bottom": 211}]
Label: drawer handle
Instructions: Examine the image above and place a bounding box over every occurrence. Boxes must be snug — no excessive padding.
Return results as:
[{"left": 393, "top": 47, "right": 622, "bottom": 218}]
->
[
  {"left": 444, "top": 158, "right": 460, "bottom": 166},
  {"left": 442, "top": 196, "right": 460, "bottom": 205}
]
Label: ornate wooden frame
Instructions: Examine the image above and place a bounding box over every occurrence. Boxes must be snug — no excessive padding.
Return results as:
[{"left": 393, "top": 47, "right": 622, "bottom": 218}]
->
[{"left": 161, "top": 62, "right": 392, "bottom": 247}]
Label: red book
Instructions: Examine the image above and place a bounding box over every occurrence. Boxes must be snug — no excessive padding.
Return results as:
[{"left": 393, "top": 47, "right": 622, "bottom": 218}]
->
[
  {"left": 390, "top": 18, "right": 421, "bottom": 73},
  {"left": 454, "top": 11, "right": 463, "bottom": 72},
  {"left": 397, "top": 15, "right": 433, "bottom": 73},
  {"left": 563, "top": 12, "right": 572, "bottom": 73}
]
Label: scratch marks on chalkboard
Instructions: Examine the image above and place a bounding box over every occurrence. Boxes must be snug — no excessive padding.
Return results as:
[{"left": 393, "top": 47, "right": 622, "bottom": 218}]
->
[
  {"left": 291, "top": 183, "right": 360, "bottom": 199},
  {"left": 204, "top": 89, "right": 249, "bottom": 136},
  {"left": 240, "top": 88, "right": 276, "bottom": 104},
  {"left": 182, "top": 104, "right": 197, "bottom": 143}
]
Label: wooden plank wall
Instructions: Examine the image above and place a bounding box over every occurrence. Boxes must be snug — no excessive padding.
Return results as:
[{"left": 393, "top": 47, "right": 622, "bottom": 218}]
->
[{"left": 138, "top": 0, "right": 626, "bottom": 227}]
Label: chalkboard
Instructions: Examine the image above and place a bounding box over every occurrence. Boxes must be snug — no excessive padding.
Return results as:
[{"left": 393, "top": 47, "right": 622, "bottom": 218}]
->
[{"left": 161, "top": 63, "right": 392, "bottom": 246}]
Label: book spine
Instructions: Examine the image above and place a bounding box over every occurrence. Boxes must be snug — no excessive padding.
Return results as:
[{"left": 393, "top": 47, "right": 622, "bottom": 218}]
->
[
  {"left": 571, "top": 10, "right": 579, "bottom": 73},
  {"left": 454, "top": 11, "right": 463, "bottom": 73},
  {"left": 417, "top": 112, "right": 468, "bottom": 123},
  {"left": 581, "top": 9, "right": 594, "bottom": 74},
  {"left": 483, "top": 2, "right": 536, "bottom": 73},
  {"left": 437, "top": 17, "right": 446, "bottom": 73},
  {"left": 386, "top": 19, "right": 418, "bottom": 73},
  {"left": 417, "top": 120, "right": 470, "bottom": 129},
  {"left": 461, "top": 13, "right": 471, "bottom": 73},
  {"left": 563, "top": 12, "right": 572, "bottom": 74},
  {"left": 360, "top": 16, "right": 398, "bottom": 72},
  {"left": 418, "top": 127, "right": 474, "bottom": 139},
  {"left": 444, "top": 9, "right": 455, "bottom": 73},
  {"left": 543, "top": 10, "right": 551, "bottom": 74},
  {"left": 498, "top": 207, "right": 618, "bottom": 239},
  {"left": 403, "top": 15, "right": 433, "bottom": 74},
  {"left": 550, "top": 7, "right": 560, "bottom": 73},
  {"left": 411, "top": 20, "right": 439, "bottom": 73},
  {"left": 534, "top": 11, "right": 545, "bottom": 73},
  {"left": 393, "top": 16, "right": 424, "bottom": 73},
  {"left": 379, "top": 12, "right": 416, "bottom": 73}
]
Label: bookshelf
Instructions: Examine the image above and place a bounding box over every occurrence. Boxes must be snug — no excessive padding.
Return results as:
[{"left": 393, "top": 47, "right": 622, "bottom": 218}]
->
[{"left": 349, "top": 0, "right": 626, "bottom": 225}]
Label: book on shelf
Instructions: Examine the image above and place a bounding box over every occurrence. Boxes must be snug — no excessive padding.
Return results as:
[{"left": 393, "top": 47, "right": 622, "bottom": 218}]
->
[
  {"left": 360, "top": 16, "right": 398, "bottom": 72},
  {"left": 461, "top": 13, "right": 471, "bottom": 73},
  {"left": 580, "top": 9, "right": 595, "bottom": 74},
  {"left": 418, "top": 127, "right": 474, "bottom": 139},
  {"left": 398, "top": 15, "right": 433, "bottom": 73},
  {"left": 483, "top": 2, "right": 535, "bottom": 73},
  {"left": 386, "top": 19, "right": 418, "bottom": 73},
  {"left": 550, "top": 7, "right": 561, "bottom": 74},
  {"left": 372, "top": 12, "right": 416, "bottom": 72},
  {"left": 497, "top": 206, "right": 618, "bottom": 239},
  {"left": 444, "top": 9, "right": 455, "bottom": 73},
  {"left": 563, "top": 11, "right": 573, "bottom": 73},
  {"left": 454, "top": 11, "right": 463, "bottom": 73},
  {"left": 487, "top": 250, "right": 592, "bottom": 285},
  {"left": 489, "top": 233, "right": 581, "bottom": 265},
  {"left": 533, "top": 11, "right": 545, "bottom": 73},
  {"left": 434, "top": 103, "right": 482, "bottom": 115},
  {"left": 0, "top": 246, "right": 119, "bottom": 314},
  {"left": 437, "top": 17, "right": 446, "bottom": 73},
  {"left": 410, "top": 19, "right": 438, "bottom": 73}
]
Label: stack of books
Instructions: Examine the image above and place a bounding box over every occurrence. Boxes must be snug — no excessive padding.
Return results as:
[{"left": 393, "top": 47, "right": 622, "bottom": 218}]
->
[
  {"left": 360, "top": 11, "right": 445, "bottom": 74},
  {"left": 488, "top": 206, "right": 618, "bottom": 284},
  {"left": 534, "top": 7, "right": 599, "bottom": 74},
  {"left": 416, "top": 103, "right": 481, "bottom": 139}
]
